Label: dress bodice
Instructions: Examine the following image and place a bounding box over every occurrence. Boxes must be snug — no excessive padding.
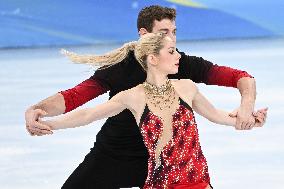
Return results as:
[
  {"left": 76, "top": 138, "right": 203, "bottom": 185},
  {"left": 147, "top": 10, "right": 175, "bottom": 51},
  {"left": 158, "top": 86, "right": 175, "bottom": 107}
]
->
[{"left": 139, "top": 97, "right": 210, "bottom": 189}]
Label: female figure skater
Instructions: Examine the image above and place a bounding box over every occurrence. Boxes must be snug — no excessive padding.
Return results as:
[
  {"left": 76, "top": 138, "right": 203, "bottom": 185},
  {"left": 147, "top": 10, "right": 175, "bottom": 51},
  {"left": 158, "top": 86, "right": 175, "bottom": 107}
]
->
[{"left": 41, "top": 33, "right": 263, "bottom": 189}]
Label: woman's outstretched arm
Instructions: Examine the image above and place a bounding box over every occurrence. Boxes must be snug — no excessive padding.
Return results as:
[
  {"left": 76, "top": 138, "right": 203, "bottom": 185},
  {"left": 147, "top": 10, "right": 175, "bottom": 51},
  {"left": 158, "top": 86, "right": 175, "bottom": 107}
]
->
[
  {"left": 40, "top": 91, "right": 129, "bottom": 130},
  {"left": 190, "top": 81, "right": 263, "bottom": 128},
  {"left": 192, "top": 90, "right": 236, "bottom": 126}
]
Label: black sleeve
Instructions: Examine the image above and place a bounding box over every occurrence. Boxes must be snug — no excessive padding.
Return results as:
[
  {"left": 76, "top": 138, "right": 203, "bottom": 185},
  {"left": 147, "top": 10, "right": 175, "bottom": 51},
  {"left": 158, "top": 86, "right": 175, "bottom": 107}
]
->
[
  {"left": 178, "top": 50, "right": 214, "bottom": 84},
  {"left": 91, "top": 58, "right": 126, "bottom": 90}
]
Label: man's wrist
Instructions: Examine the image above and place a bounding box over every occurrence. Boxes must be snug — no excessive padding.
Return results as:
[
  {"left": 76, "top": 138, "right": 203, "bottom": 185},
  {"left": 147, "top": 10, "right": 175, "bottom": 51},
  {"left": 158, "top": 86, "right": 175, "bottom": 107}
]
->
[
  {"left": 240, "top": 99, "right": 255, "bottom": 114},
  {"left": 237, "top": 77, "right": 256, "bottom": 99},
  {"left": 30, "top": 103, "right": 46, "bottom": 111}
]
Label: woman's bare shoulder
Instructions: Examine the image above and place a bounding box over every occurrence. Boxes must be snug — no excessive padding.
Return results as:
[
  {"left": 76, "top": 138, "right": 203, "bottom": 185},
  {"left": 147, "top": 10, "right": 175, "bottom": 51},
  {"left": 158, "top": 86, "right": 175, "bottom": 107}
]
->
[
  {"left": 171, "top": 79, "right": 197, "bottom": 91},
  {"left": 120, "top": 84, "right": 145, "bottom": 107},
  {"left": 125, "top": 84, "right": 144, "bottom": 97},
  {"left": 171, "top": 79, "right": 198, "bottom": 104}
]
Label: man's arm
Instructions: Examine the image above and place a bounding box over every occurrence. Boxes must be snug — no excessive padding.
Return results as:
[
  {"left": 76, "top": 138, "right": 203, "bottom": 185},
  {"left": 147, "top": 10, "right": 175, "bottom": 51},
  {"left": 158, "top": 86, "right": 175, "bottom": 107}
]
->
[
  {"left": 235, "top": 77, "right": 256, "bottom": 129},
  {"left": 207, "top": 64, "right": 257, "bottom": 130},
  {"left": 59, "top": 77, "right": 110, "bottom": 113},
  {"left": 25, "top": 77, "right": 110, "bottom": 136}
]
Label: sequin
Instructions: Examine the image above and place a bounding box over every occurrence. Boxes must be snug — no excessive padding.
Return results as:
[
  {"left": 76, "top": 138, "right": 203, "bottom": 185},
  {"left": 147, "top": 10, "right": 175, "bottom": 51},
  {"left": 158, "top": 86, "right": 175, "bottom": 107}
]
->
[{"left": 140, "top": 97, "right": 210, "bottom": 189}]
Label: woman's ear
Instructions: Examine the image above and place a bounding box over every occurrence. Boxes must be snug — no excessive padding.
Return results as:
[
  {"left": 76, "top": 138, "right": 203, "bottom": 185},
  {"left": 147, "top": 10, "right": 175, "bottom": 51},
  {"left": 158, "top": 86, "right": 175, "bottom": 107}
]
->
[{"left": 147, "top": 54, "right": 158, "bottom": 67}]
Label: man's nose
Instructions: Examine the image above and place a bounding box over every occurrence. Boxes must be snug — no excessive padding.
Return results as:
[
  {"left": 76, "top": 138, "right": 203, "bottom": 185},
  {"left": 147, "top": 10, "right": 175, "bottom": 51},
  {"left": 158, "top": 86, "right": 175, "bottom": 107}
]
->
[{"left": 168, "top": 33, "right": 176, "bottom": 42}]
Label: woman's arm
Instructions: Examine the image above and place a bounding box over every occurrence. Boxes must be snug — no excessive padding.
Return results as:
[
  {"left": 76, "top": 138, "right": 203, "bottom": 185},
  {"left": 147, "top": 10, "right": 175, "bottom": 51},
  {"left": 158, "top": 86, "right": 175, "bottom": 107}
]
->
[
  {"left": 192, "top": 89, "right": 236, "bottom": 127},
  {"left": 40, "top": 91, "right": 129, "bottom": 130},
  {"left": 192, "top": 89, "right": 265, "bottom": 128}
]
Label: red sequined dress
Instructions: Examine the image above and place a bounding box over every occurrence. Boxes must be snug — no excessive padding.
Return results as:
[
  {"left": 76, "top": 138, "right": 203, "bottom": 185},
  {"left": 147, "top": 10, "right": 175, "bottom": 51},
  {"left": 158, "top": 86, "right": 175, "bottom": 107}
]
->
[{"left": 139, "top": 97, "right": 211, "bottom": 189}]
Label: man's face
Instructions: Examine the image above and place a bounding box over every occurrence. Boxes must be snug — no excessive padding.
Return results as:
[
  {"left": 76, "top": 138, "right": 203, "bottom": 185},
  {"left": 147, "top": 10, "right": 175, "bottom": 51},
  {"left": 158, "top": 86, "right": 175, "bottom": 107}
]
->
[{"left": 151, "top": 19, "right": 177, "bottom": 43}]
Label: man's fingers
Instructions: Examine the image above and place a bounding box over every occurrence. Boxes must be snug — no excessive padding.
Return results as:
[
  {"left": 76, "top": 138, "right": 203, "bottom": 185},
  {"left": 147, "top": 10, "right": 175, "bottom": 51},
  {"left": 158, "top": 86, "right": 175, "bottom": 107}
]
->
[
  {"left": 34, "top": 109, "right": 48, "bottom": 119},
  {"left": 37, "top": 109, "right": 48, "bottom": 117},
  {"left": 32, "top": 132, "right": 46, "bottom": 136},
  {"left": 249, "top": 120, "right": 255, "bottom": 129},
  {"left": 31, "top": 120, "right": 51, "bottom": 131},
  {"left": 238, "top": 116, "right": 255, "bottom": 130},
  {"left": 244, "top": 122, "right": 254, "bottom": 130},
  {"left": 32, "top": 126, "right": 52, "bottom": 134},
  {"left": 235, "top": 118, "right": 242, "bottom": 130},
  {"left": 25, "top": 108, "right": 52, "bottom": 136},
  {"left": 229, "top": 109, "right": 238, "bottom": 117},
  {"left": 243, "top": 122, "right": 250, "bottom": 130},
  {"left": 28, "top": 126, "right": 52, "bottom": 135},
  {"left": 26, "top": 120, "right": 53, "bottom": 135},
  {"left": 29, "top": 109, "right": 48, "bottom": 123},
  {"left": 240, "top": 121, "right": 247, "bottom": 130}
]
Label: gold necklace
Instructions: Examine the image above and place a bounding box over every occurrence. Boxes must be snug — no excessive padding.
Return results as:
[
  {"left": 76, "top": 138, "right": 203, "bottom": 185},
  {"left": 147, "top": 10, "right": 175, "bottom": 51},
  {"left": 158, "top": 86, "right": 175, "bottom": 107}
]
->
[{"left": 143, "top": 79, "right": 176, "bottom": 110}]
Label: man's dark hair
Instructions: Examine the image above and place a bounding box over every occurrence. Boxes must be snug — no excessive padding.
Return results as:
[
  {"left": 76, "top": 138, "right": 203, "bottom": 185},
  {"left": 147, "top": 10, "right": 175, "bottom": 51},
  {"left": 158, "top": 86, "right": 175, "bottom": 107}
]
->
[{"left": 137, "top": 5, "right": 176, "bottom": 32}]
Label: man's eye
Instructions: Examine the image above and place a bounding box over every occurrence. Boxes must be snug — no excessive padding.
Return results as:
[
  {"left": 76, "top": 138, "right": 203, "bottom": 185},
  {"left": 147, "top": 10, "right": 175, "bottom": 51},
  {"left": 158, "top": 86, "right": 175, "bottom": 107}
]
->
[{"left": 169, "top": 50, "right": 174, "bottom": 54}]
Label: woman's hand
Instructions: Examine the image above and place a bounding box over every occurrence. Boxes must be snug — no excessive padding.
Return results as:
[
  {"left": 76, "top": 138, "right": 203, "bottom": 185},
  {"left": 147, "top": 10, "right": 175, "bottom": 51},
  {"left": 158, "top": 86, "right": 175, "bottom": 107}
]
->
[{"left": 253, "top": 107, "right": 268, "bottom": 127}]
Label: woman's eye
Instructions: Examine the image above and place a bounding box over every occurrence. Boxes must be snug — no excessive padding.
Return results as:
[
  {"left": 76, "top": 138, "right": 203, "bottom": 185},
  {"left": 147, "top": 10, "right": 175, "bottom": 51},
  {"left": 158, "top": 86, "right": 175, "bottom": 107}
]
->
[{"left": 169, "top": 50, "right": 174, "bottom": 54}]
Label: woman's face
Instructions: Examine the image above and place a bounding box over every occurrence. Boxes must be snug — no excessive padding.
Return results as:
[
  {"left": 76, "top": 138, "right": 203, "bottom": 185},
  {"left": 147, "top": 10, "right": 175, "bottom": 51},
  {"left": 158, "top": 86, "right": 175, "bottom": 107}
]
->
[{"left": 155, "top": 37, "right": 181, "bottom": 75}]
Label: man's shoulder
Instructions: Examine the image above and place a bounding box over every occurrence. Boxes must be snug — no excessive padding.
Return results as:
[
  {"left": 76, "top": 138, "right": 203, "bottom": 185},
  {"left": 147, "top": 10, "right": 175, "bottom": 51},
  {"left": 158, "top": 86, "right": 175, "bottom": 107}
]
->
[{"left": 92, "top": 51, "right": 137, "bottom": 83}]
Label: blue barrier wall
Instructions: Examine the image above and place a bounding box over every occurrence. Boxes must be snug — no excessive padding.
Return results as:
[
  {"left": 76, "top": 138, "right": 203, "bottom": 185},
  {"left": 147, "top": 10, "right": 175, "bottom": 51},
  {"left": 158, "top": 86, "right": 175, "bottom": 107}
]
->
[{"left": 0, "top": 0, "right": 282, "bottom": 48}]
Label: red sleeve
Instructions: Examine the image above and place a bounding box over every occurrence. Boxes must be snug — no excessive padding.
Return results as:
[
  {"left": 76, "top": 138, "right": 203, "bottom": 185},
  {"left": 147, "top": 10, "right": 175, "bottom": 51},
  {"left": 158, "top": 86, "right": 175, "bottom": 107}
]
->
[
  {"left": 207, "top": 65, "right": 254, "bottom": 88},
  {"left": 59, "top": 77, "right": 110, "bottom": 113}
]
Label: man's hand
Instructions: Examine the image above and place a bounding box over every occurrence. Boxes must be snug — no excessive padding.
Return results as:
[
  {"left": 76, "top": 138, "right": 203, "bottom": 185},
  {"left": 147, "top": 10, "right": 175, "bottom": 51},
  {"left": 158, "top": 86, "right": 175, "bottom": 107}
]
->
[
  {"left": 229, "top": 107, "right": 268, "bottom": 130},
  {"left": 233, "top": 77, "right": 257, "bottom": 130},
  {"left": 25, "top": 108, "right": 53, "bottom": 136},
  {"left": 229, "top": 106, "right": 255, "bottom": 130}
]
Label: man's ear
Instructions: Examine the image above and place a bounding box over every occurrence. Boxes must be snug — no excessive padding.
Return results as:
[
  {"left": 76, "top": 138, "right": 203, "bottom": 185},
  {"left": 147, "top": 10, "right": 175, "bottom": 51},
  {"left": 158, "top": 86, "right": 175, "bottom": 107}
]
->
[{"left": 138, "top": 28, "right": 149, "bottom": 36}]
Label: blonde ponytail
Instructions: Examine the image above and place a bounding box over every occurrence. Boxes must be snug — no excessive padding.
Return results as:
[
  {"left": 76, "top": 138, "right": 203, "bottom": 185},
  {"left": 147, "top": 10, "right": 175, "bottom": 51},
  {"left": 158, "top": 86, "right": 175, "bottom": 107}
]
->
[
  {"left": 61, "top": 41, "right": 137, "bottom": 70},
  {"left": 61, "top": 33, "right": 166, "bottom": 71}
]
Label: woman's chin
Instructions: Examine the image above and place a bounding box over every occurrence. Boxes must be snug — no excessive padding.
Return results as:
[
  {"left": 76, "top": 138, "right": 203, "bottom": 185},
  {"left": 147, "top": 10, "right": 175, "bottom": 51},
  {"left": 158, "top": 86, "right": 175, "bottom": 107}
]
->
[
  {"left": 167, "top": 71, "right": 178, "bottom": 75},
  {"left": 171, "top": 68, "right": 179, "bottom": 74}
]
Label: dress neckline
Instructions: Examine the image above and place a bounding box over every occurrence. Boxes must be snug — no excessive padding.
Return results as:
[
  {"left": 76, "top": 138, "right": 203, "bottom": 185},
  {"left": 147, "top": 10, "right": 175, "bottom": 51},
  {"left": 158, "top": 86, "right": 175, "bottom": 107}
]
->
[
  {"left": 146, "top": 96, "right": 181, "bottom": 124},
  {"left": 139, "top": 96, "right": 193, "bottom": 128},
  {"left": 139, "top": 96, "right": 194, "bottom": 169}
]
